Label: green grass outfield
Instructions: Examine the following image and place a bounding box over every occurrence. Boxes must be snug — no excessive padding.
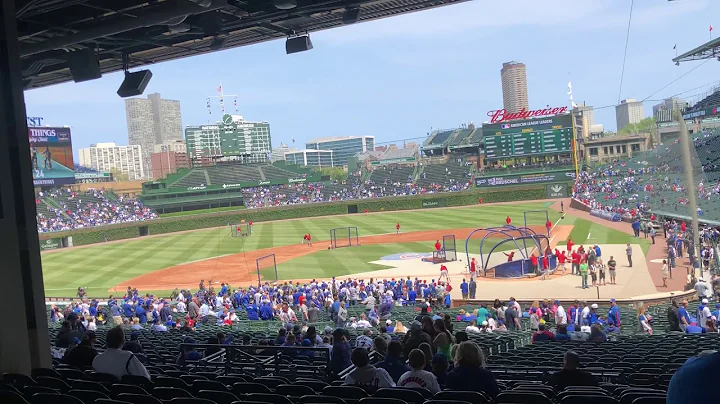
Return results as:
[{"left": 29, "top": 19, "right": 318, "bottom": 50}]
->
[{"left": 41, "top": 202, "right": 649, "bottom": 297}]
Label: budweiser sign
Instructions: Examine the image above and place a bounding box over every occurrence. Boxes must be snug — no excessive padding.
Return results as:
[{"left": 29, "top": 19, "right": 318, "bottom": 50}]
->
[{"left": 487, "top": 106, "right": 568, "bottom": 124}]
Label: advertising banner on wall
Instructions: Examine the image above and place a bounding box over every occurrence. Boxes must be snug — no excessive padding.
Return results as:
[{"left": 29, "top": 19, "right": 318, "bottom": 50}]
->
[
  {"left": 476, "top": 171, "right": 575, "bottom": 187},
  {"left": 421, "top": 198, "right": 447, "bottom": 209},
  {"left": 39, "top": 238, "right": 62, "bottom": 251},
  {"left": 29, "top": 127, "right": 75, "bottom": 187},
  {"left": 546, "top": 183, "right": 568, "bottom": 198}
]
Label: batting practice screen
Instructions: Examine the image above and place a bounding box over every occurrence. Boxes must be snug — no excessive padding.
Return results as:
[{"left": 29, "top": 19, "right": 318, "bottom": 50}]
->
[
  {"left": 330, "top": 226, "right": 359, "bottom": 249},
  {"left": 255, "top": 253, "right": 278, "bottom": 287},
  {"left": 29, "top": 127, "right": 75, "bottom": 187},
  {"left": 443, "top": 235, "right": 457, "bottom": 261}
]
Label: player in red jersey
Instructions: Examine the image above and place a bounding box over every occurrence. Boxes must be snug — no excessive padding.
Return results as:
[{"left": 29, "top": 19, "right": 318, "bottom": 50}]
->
[
  {"left": 439, "top": 264, "right": 449, "bottom": 283},
  {"left": 434, "top": 240, "right": 442, "bottom": 251},
  {"left": 307, "top": 234, "right": 312, "bottom": 247},
  {"left": 396, "top": 223, "right": 400, "bottom": 234},
  {"left": 469, "top": 258, "right": 477, "bottom": 280},
  {"left": 506, "top": 216, "right": 512, "bottom": 225},
  {"left": 546, "top": 219, "right": 552, "bottom": 234}
]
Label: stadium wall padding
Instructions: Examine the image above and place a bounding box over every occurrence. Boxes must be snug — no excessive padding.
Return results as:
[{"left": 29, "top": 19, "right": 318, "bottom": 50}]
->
[{"left": 42, "top": 184, "right": 560, "bottom": 247}]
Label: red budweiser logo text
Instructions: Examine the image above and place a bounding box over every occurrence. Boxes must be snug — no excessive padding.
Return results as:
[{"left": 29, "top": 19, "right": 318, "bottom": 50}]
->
[{"left": 487, "top": 106, "right": 568, "bottom": 123}]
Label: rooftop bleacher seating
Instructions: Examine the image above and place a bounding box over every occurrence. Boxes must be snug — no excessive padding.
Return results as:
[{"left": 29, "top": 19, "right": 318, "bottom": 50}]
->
[
  {"left": 416, "top": 160, "right": 473, "bottom": 192},
  {"left": 367, "top": 166, "right": 416, "bottom": 196},
  {"left": 173, "top": 169, "right": 210, "bottom": 188}
]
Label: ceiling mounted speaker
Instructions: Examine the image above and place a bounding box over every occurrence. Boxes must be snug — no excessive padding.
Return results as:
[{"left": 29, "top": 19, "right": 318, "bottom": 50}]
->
[
  {"left": 274, "top": 0, "right": 297, "bottom": 10},
  {"left": 66, "top": 48, "right": 102, "bottom": 83},
  {"left": 117, "top": 70, "right": 153, "bottom": 98},
  {"left": 343, "top": 8, "right": 361, "bottom": 24},
  {"left": 286, "top": 35, "right": 313, "bottom": 54}
]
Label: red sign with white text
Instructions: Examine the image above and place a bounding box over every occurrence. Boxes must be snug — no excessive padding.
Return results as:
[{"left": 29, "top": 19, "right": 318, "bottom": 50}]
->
[{"left": 487, "top": 106, "right": 568, "bottom": 123}]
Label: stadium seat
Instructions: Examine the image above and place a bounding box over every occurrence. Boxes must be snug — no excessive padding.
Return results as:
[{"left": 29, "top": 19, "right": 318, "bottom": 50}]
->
[
  {"left": 116, "top": 393, "right": 163, "bottom": 404},
  {"left": 232, "top": 382, "right": 273, "bottom": 395},
  {"left": 151, "top": 387, "right": 192, "bottom": 400},
  {"left": 96, "top": 400, "right": 133, "bottom": 404},
  {"left": 155, "top": 377, "right": 190, "bottom": 389},
  {"left": 216, "top": 376, "right": 250, "bottom": 386},
  {"left": 496, "top": 391, "right": 552, "bottom": 404},
  {"left": 31, "top": 393, "right": 84, "bottom": 404},
  {"left": 295, "top": 380, "right": 329, "bottom": 393},
  {"left": 358, "top": 398, "right": 407, "bottom": 404},
  {"left": 120, "top": 375, "right": 153, "bottom": 391},
  {"left": 55, "top": 369, "right": 86, "bottom": 382},
  {"left": 245, "top": 393, "right": 294, "bottom": 404},
  {"left": 68, "top": 389, "right": 109, "bottom": 404},
  {"left": 560, "top": 395, "right": 619, "bottom": 404},
  {"left": 197, "top": 390, "right": 241, "bottom": 404},
  {"left": 35, "top": 377, "right": 71, "bottom": 393},
  {"left": 374, "top": 388, "right": 427, "bottom": 404},
  {"left": 191, "top": 380, "right": 229, "bottom": 395},
  {"left": 322, "top": 386, "right": 369, "bottom": 400},
  {"left": 275, "top": 384, "right": 316, "bottom": 398},
  {"left": 434, "top": 391, "right": 492, "bottom": 404},
  {"left": 110, "top": 384, "right": 149, "bottom": 398},
  {"left": 630, "top": 398, "right": 666, "bottom": 404},
  {"left": 3, "top": 373, "right": 37, "bottom": 388},
  {"left": 298, "top": 394, "right": 347, "bottom": 404},
  {"left": 1, "top": 390, "right": 30, "bottom": 404},
  {"left": 31, "top": 369, "right": 61, "bottom": 380},
  {"left": 168, "top": 398, "right": 216, "bottom": 404},
  {"left": 71, "top": 380, "right": 110, "bottom": 394}
]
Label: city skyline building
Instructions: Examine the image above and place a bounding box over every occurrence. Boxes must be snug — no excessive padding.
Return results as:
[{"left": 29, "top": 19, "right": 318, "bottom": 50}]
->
[
  {"left": 78, "top": 142, "right": 144, "bottom": 181},
  {"left": 653, "top": 97, "right": 685, "bottom": 123},
  {"left": 500, "top": 61, "right": 529, "bottom": 113},
  {"left": 615, "top": 98, "right": 645, "bottom": 131},
  {"left": 305, "top": 136, "right": 374, "bottom": 167},
  {"left": 125, "top": 92, "right": 183, "bottom": 178},
  {"left": 284, "top": 149, "right": 334, "bottom": 167}
]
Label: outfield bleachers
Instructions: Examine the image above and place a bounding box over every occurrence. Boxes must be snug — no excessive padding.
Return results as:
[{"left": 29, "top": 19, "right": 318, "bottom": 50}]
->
[
  {"left": 367, "top": 166, "right": 416, "bottom": 195},
  {"left": 416, "top": 160, "right": 473, "bottom": 191},
  {"left": 173, "top": 169, "right": 210, "bottom": 187}
]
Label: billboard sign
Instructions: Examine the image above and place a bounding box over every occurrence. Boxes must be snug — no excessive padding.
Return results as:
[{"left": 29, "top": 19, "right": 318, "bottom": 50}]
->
[
  {"left": 422, "top": 198, "right": 447, "bottom": 209},
  {"left": 476, "top": 170, "right": 575, "bottom": 187},
  {"left": 29, "top": 127, "right": 75, "bottom": 187},
  {"left": 546, "top": 183, "right": 568, "bottom": 198},
  {"left": 486, "top": 106, "right": 568, "bottom": 124},
  {"left": 40, "top": 238, "right": 62, "bottom": 251}
]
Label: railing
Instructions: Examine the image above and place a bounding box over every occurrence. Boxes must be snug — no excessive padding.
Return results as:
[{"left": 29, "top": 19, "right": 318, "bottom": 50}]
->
[{"left": 178, "top": 343, "right": 331, "bottom": 380}]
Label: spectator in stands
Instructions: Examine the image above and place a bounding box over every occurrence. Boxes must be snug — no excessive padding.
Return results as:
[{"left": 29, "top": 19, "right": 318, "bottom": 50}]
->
[
  {"left": 122, "top": 331, "right": 144, "bottom": 354},
  {"left": 667, "top": 300, "right": 681, "bottom": 332},
  {"left": 431, "top": 353, "right": 449, "bottom": 389},
  {"left": 678, "top": 300, "right": 691, "bottom": 332},
  {"left": 445, "top": 341, "right": 499, "bottom": 399},
  {"left": 92, "top": 326, "right": 150, "bottom": 379},
  {"left": 637, "top": 305, "right": 653, "bottom": 335},
  {"left": 549, "top": 350, "right": 598, "bottom": 391},
  {"left": 554, "top": 324, "right": 571, "bottom": 341},
  {"left": 589, "top": 324, "right": 607, "bottom": 342},
  {"left": 401, "top": 321, "right": 432, "bottom": 358},
  {"left": 668, "top": 350, "right": 720, "bottom": 404},
  {"left": 343, "top": 347, "right": 395, "bottom": 391},
  {"left": 532, "top": 324, "right": 555, "bottom": 343},
  {"left": 63, "top": 331, "right": 97, "bottom": 368},
  {"left": 330, "top": 328, "right": 351, "bottom": 378},
  {"left": 377, "top": 341, "right": 408, "bottom": 382},
  {"left": 55, "top": 321, "right": 73, "bottom": 348},
  {"left": 397, "top": 349, "right": 441, "bottom": 393}
]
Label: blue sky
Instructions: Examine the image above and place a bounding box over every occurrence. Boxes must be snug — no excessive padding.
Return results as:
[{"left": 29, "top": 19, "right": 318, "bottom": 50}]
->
[{"left": 23, "top": 0, "right": 720, "bottom": 155}]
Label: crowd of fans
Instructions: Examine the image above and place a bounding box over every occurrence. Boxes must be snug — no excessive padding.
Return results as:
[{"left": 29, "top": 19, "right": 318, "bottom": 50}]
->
[
  {"left": 36, "top": 188, "right": 157, "bottom": 233},
  {"left": 573, "top": 131, "right": 720, "bottom": 220}
]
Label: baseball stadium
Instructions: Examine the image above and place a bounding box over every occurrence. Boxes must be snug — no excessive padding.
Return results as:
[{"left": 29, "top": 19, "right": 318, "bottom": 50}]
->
[{"left": 3, "top": 1, "right": 720, "bottom": 403}]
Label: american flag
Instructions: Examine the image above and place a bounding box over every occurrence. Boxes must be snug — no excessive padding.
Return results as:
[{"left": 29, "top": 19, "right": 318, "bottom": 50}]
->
[{"left": 217, "top": 85, "right": 222, "bottom": 93}]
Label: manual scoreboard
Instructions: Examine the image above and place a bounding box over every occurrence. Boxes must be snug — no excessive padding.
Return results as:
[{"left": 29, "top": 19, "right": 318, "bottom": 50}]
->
[{"left": 482, "top": 114, "right": 573, "bottom": 159}]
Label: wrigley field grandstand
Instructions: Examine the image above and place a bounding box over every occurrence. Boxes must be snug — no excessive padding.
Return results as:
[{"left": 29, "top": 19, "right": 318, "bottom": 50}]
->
[{"left": 2, "top": 1, "right": 720, "bottom": 404}]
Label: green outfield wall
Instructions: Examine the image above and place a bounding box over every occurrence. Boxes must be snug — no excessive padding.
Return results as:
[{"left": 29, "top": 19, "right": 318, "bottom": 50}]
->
[{"left": 38, "top": 184, "right": 568, "bottom": 247}]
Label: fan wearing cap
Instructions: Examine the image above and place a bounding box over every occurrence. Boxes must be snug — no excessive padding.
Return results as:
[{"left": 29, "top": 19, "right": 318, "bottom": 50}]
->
[{"left": 697, "top": 299, "right": 712, "bottom": 332}]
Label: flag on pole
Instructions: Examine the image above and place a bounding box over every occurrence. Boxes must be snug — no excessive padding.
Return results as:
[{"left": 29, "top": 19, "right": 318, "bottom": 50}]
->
[
  {"left": 710, "top": 24, "right": 713, "bottom": 33},
  {"left": 673, "top": 44, "right": 676, "bottom": 50},
  {"left": 217, "top": 85, "right": 222, "bottom": 93}
]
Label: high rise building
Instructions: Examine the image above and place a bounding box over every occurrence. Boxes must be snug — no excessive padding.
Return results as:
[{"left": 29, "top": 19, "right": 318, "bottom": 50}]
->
[
  {"left": 125, "top": 92, "right": 183, "bottom": 178},
  {"left": 150, "top": 151, "right": 189, "bottom": 180},
  {"left": 284, "top": 149, "right": 334, "bottom": 167},
  {"left": 615, "top": 98, "right": 645, "bottom": 131},
  {"left": 305, "top": 136, "right": 374, "bottom": 167},
  {"left": 271, "top": 143, "right": 297, "bottom": 162},
  {"left": 653, "top": 97, "right": 684, "bottom": 123},
  {"left": 573, "top": 102, "right": 594, "bottom": 126},
  {"left": 185, "top": 114, "right": 272, "bottom": 165},
  {"left": 500, "top": 62, "right": 529, "bottom": 113},
  {"left": 78, "top": 142, "right": 144, "bottom": 181},
  {"left": 154, "top": 140, "right": 187, "bottom": 154}
]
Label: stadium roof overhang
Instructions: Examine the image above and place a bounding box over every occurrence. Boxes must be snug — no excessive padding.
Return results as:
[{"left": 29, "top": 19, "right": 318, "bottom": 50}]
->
[
  {"left": 672, "top": 37, "right": 720, "bottom": 64},
  {"left": 16, "top": 0, "right": 470, "bottom": 90}
]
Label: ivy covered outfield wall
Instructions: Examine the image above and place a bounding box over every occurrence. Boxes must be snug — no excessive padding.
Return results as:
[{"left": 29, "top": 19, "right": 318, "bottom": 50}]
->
[{"left": 39, "top": 184, "right": 563, "bottom": 247}]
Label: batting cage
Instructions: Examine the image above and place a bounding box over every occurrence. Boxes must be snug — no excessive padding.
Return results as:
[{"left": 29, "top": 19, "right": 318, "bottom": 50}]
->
[
  {"left": 229, "top": 221, "right": 251, "bottom": 237},
  {"left": 330, "top": 226, "right": 359, "bottom": 249},
  {"left": 255, "top": 253, "right": 278, "bottom": 287},
  {"left": 426, "top": 235, "right": 458, "bottom": 264},
  {"left": 523, "top": 209, "right": 550, "bottom": 236}
]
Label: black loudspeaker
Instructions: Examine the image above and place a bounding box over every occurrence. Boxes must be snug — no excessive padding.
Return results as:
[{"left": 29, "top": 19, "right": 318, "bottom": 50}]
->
[
  {"left": 117, "top": 70, "right": 153, "bottom": 98},
  {"left": 66, "top": 48, "right": 102, "bottom": 82},
  {"left": 286, "top": 35, "right": 313, "bottom": 54},
  {"left": 342, "top": 8, "right": 360, "bottom": 24}
]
